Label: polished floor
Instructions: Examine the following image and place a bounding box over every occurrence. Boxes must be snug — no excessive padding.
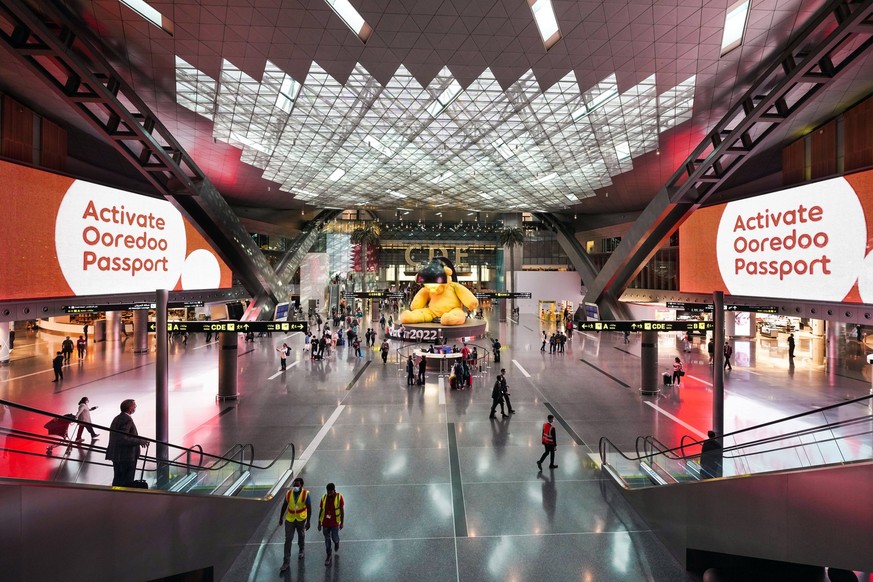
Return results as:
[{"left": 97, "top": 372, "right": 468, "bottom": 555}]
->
[{"left": 2, "top": 311, "right": 870, "bottom": 581}]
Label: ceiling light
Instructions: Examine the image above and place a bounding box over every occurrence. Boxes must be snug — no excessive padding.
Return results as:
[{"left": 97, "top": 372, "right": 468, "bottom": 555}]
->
[
  {"left": 426, "top": 80, "right": 463, "bottom": 117},
  {"left": 328, "top": 168, "right": 346, "bottom": 181},
  {"left": 721, "top": 0, "right": 750, "bottom": 55},
  {"left": 387, "top": 189, "right": 407, "bottom": 198},
  {"left": 120, "top": 0, "right": 173, "bottom": 35},
  {"left": 528, "top": 0, "right": 560, "bottom": 50},
  {"left": 565, "top": 194, "right": 579, "bottom": 201},
  {"left": 430, "top": 170, "right": 454, "bottom": 184},
  {"left": 478, "top": 192, "right": 492, "bottom": 199},
  {"left": 532, "top": 172, "right": 558, "bottom": 185},
  {"left": 324, "top": 0, "right": 373, "bottom": 43},
  {"left": 571, "top": 86, "right": 619, "bottom": 121}
]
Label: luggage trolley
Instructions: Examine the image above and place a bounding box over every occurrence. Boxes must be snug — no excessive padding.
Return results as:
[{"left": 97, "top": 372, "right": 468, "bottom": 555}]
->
[{"left": 44, "top": 413, "right": 76, "bottom": 455}]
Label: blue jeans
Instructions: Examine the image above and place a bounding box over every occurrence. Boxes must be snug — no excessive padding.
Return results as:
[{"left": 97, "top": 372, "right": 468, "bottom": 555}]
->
[{"left": 323, "top": 525, "right": 340, "bottom": 555}]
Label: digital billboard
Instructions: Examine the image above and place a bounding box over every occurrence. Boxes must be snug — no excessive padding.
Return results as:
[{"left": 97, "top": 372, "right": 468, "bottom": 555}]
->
[
  {"left": 0, "top": 160, "right": 233, "bottom": 300},
  {"left": 679, "top": 169, "right": 873, "bottom": 304}
]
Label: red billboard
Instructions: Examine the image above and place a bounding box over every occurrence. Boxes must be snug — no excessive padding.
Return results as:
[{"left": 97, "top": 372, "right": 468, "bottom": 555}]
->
[{"left": 0, "top": 160, "right": 233, "bottom": 301}]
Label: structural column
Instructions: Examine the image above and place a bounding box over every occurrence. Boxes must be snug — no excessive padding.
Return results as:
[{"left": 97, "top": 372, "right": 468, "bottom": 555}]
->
[
  {"left": 155, "top": 290, "right": 169, "bottom": 486},
  {"left": 105, "top": 310, "right": 121, "bottom": 342},
  {"left": 712, "top": 291, "right": 725, "bottom": 437},
  {"left": 639, "top": 330, "right": 659, "bottom": 395},
  {"left": 218, "top": 331, "right": 239, "bottom": 400},
  {"left": 133, "top": 310, "right": 149, "bottom": 353},
  {"left": 0, "top": 323, "right": 10, "bottom": 364}
]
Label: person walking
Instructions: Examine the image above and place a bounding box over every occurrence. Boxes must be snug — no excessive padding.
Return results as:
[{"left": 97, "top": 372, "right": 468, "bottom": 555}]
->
[
  {"left": 61, "top": 336, "right": 74, "bottom": 364},
  {"left": 492, "top": 338, "right": 501, "bottom": 363},
  {"left": 279, "top": 477, "right": 312, "bottom": 573},
  {"left": 352, "top": 336, "right": 362, "bottom": 358},
  {"left": 788, "top": 333, "right": 795, "bottom": 359},
  {"left": 277, "top": 343, "right": 291, "bottom": 371},
  {"left": 707, "top": 338, "right": 715, "bottom": 364},
  {"left": 304, "top": 331, "right": 311, "bottom": 352},
  {"left": 105, "top": 399, "right": 147, "bottom": 486},
  {"left": 76, "top": 335, "right": 87, "bottom": 360},
  {"left": 406, "top": 355, "right": 415, "bottom": 385},
  {"left": 700, "top": 430, "right": 724, "bottom": 479},
  {"left": 380, "top": 339, "right": 390, "bottom": 364},
  {"left": 489, "top": 375, "right": 508, "bottom": 419},
  {"left": 74, "top": 397, "right": 99, "bottom": 441},
  {"left": 540, "top": 331, "right": 547, "bottom": 352},
  {"left": 496, "top": 369, "right": 514, "bottom": 414},
  {"left": 51, "top": 351, "right": 64, "bottom": 382},
  {"left": 672, "top": 357, "right": 684, "bottom": 387},
  {"left": 537, "top": 414, "right": 558, "bottom": 470},
  {"left": 723, "top": 341, "right": 733, "bottom": 371},
  {"left": 417, "top": 355, "right": 426, "bottom": 385},
  {"left": 317, "top": 482, "right": 345, "bottom": 566}
]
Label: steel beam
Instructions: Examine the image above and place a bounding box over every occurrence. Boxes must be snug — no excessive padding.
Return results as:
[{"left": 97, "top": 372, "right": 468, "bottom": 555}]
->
[
  {"left": 0, "top": 0, "right": 286, "bottom": 304},
  {"left": 585, "top": 0, "right": 873, "bottom": 306}
]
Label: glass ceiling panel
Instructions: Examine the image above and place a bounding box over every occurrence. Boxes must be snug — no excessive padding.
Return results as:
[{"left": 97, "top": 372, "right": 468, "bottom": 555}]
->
[{"left": 175, "top": 57, "right": 697, "bottom": 211}]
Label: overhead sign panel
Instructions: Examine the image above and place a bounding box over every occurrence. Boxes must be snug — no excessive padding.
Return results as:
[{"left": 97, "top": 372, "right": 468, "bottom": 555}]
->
[
  {"left": 344, "top": 291, "right": 405, "bottom": 299},
  {"left": 64, "top": 301, "right": 204, "bottom": 314},
  {"left": 147, "top": 320, "right": 308, "bottom": 333},
  {"left": 577, "top": 320, "right": 715, "bottom": 332},
  {"left": 474, "top": 292, "right": 532, "bottom": 299},
  {"left": 665, "top": 302, "right": 777, "bottom": 314}
]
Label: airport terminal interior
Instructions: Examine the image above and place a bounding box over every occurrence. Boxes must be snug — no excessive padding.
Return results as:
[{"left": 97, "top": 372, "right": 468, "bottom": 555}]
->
[{"left": 2, "top": 1, "right": 873, "bottom": 581}]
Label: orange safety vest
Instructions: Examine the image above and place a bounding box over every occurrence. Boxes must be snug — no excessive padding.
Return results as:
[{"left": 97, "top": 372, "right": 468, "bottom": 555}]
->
[
  {"left": 284, "top": 488, "right": 310, "bottom": 522},
  {"left": 542, "top": 422, "right": 555, "bottom": 445}
]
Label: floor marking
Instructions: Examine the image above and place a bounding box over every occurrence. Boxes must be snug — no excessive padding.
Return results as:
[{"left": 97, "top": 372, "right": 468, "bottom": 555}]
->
[
  {"left": 613, "top": 347, "right": 638, "bottom": 358},
  {"left": 512, "top": 359, "right": 531, "bottom": 378},
  {"left": 0, "top": 368, "right": 56, "bottom": 382},
  {"left": 687, "top": 374, "right": 713, "bottom": 387},
  {"left": 447, "top": 423, "right": 468, "bottom": 538},
  {"left": 267, "top": 360, "right": 299, "bottom": 380},
  {"left": 579, "top": 359, "right": 630, "bottom": 388},
  {"left": 438, "top": 378, "right": 446, "bottom": 405},
  {"left": 643, "top": 401, "right": 707, "bottom": 439},
  {"left": 345, "top": 360, "right": 372, "bottom": 390},
  {"left": 582, "top": 332, "right": 599, "bottom": 341}
]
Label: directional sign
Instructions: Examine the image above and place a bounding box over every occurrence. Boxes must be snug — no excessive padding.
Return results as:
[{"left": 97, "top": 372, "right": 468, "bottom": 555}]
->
[
  {"left": 474, "top": 292, "right": 532, "bottom": 299},
  {"left": 576, "top": 320, "right": 715, "bottom": 332},
  {"left": 666, "top": 302, "right": 713, "bottom": 312},
  {"left": 147, "top": 320, "right": 308, "bottom": 333},
  {"left": 65, "top": 300, "right": 204, "bottom": 314},
  {"left": 343, "top": 291, "right": 405, "bottom": 299},
  {"left": 726, "top": 304, "right": 779, "bottom": 314}
]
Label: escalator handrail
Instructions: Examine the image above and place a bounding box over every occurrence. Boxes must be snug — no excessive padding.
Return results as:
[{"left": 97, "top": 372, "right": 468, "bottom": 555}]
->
[
  {"left": 0, "top": 398, "right": 291, "bottom": 471},
  {"left": 602, "top": 393, "right": 873, "bottom": 464}
]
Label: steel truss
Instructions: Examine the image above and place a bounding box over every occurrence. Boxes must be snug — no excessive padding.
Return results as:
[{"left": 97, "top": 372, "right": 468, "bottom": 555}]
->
[
  {"left": 584, "top": 0, "right": 873, "bottom": 307},
  {"left": 0, "top": 0, "right": 286, "bottom": 304}
]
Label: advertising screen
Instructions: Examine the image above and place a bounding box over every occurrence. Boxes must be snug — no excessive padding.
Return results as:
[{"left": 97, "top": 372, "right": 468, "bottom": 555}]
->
[
  {"left": 679, "top": 169, "right": 873, "bottom": 304},
  {"left": 0, "top": 160, "right": 233, "bottom": 301}
]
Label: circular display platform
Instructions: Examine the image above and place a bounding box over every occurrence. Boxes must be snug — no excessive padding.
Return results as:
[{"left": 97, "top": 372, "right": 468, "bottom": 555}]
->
[{"left": 388, "top": 319, "right": 487, "bottom": 342}]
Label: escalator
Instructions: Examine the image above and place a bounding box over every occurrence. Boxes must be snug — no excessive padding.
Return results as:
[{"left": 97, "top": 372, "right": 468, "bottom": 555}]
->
[
  {"left": 0, "top": 398, "right": 295, "bottom": 582},
  {"left": 598, "top": 394, "right": 873, "bottom": 579}
]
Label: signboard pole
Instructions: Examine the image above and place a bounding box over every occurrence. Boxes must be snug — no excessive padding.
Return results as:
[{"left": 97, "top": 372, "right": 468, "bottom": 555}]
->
[
  {"left": 639, "top": 330, "right": 659, "bottom": 395},
  {"left": 713, "top": 291, "right": 725, "bottom": 438},
  {"left": 155, "top": 289, "right": 170, "bottom": 486},
  {"left": 218, "top": 330, "right": 239, "bottom": 400}
]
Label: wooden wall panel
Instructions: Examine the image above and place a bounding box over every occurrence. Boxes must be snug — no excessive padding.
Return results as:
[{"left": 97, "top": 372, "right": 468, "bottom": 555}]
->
[
  {"left": 1, "top": 95, "right": 34, "bottom": 164},
  {"left": 782, "top": 138, "right": 805, "bottom": 186},
  {"left": 40, "top": 118, "right": 67, "bottom": 172},
  {"left": 810, "top": 120, "right": 837, "bottom": 180},
  {"left": 845, "top": 96, "right": 873, "bottom": 172}
]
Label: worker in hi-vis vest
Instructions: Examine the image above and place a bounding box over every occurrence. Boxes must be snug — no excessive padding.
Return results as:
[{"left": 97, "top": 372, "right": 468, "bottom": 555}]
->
[
  {"left": 537, "top": 414, "right": 558, "bottom": 470},
  {"left": 279, "top": 476, "right": 311, "bottom": 573},
  {"left": 317, "top": 482, "right": 345, "bottom": 566}
]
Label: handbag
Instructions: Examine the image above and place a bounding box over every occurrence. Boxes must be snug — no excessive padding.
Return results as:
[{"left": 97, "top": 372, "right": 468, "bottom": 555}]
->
[{"left": 677, "top": 370, "right": 685, "bottom": 377}]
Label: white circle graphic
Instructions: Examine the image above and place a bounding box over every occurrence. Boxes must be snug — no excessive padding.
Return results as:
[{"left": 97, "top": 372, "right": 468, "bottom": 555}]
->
[
  {"left": 181, "top": 249, "right": 221, "bottom": 290},
  {"left": 55, "top": 181, "right": 187, "bottom": 295},
  {"left": 715, "top": 178, "right": 866, "bottom": 301}
]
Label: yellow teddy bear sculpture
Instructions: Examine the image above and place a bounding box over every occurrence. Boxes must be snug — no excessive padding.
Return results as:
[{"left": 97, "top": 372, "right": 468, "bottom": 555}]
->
[{"left": 400, "top": 258, "right": 479, "bottom": 326}]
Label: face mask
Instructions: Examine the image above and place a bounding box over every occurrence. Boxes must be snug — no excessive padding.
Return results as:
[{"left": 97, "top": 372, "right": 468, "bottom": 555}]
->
[{"left": 293, "top": 486, "right": 301, "bottom": 492}]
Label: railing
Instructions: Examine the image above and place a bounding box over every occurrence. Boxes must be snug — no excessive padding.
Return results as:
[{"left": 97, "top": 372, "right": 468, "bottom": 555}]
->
[
  {"left": 600, "top": 393, "right": 873, "bottom": 488},
  {"left": 0, "top": 398, "right": 294, "bottom": 498}
]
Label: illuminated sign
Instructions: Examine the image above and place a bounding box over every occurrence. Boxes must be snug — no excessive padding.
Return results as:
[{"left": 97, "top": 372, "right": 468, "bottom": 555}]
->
[
  {"left": 474, "top": 292, "right": 532, "bottom": 299},
  {"left": 147, "top": 320, "right": 308, "bottom": 333},
  {"left": 666, "top": 302, "right": 712, "bottom": 312},
  {"left": 665, "top": 302, "right": 777, "bottom": 314},
  {"left": 577, "top": 320, "right": 714, "bottom": 332},
  {"left": 726, "top": 304, "right": 778, "bottom": 314},
  {"left": 344, "top": 291, "right": 405, "bottom": 299},
  {"left": 64, "top": 301, "right": 204, "bottom": 313},
  {"left": 0, "top": 160, "right": 232, "bottom": 301},
  {"left": 680, "top": 169, "right": 873, "bottom": 303}
]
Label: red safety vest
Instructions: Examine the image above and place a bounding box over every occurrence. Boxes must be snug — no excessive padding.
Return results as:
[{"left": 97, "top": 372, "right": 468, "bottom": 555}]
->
[
  {"left": 284, "top": 488, "right": 310, "bottom": 522},
  {"left": 542, "top": 422, "right": 555, "bottom": 445}
]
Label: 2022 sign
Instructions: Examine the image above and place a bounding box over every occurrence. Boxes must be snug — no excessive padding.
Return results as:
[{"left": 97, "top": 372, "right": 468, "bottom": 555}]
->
[{"left": 387, "top": 327, "right": 440, "bottom": 341}]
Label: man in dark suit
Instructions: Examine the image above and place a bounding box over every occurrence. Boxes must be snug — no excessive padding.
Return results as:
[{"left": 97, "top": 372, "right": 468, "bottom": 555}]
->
[{"left": 105, "top": 399, "right": 146, "bottom": 486}]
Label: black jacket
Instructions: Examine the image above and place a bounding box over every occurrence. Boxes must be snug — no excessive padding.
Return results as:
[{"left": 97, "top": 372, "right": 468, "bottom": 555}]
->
[{"left": 105, "top": 412, "right": 143, "bottom": 463}]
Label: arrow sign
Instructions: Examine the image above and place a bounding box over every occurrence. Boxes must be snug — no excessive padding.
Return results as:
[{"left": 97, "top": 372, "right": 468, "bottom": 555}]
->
[
  {"left": 576, "top": 320, "right": 715, "bottom": 333},
  {"left": 146, "top": 321, "right": 309, "bottom": 333}
]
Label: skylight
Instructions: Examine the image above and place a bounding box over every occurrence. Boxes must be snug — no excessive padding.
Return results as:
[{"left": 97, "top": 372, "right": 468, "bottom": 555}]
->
[
  {"left": 363, "top": 135, "right": 395, "bottom": 158},
  {"left": 616, "top": 141, "right": 631, "bottom": 160},
  {"left": 275, "top": 75, "right": 301, "bottom": 114},
  {"left": 532, "top": 172, "right": 558, "bottom": 185},
  {"left": 324, "top": 0, "right": 373, "bottom": 43},
  {"left": 721, "top": 0, "right": 750, "bottom": 55},
  {"left": 528, "top": 0, "right": 560, "bottom": 50},
  {"left": 120, "top": 0, "right": 173, "bottom": 35},
  {"left": 571, "top": 86, "right": 619, "bottom": 121},
  {"left": 426, "top": 80, "right": 463, "bottom": 117},
  {"left": 328, "top": 168, "right": 346, "bottom": 181},
  {"left": 430, "top": 170, "right": 455, "bottom": 184},
  {"left": 387, "top": 190, "right": 407, "bottom": 198}
]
